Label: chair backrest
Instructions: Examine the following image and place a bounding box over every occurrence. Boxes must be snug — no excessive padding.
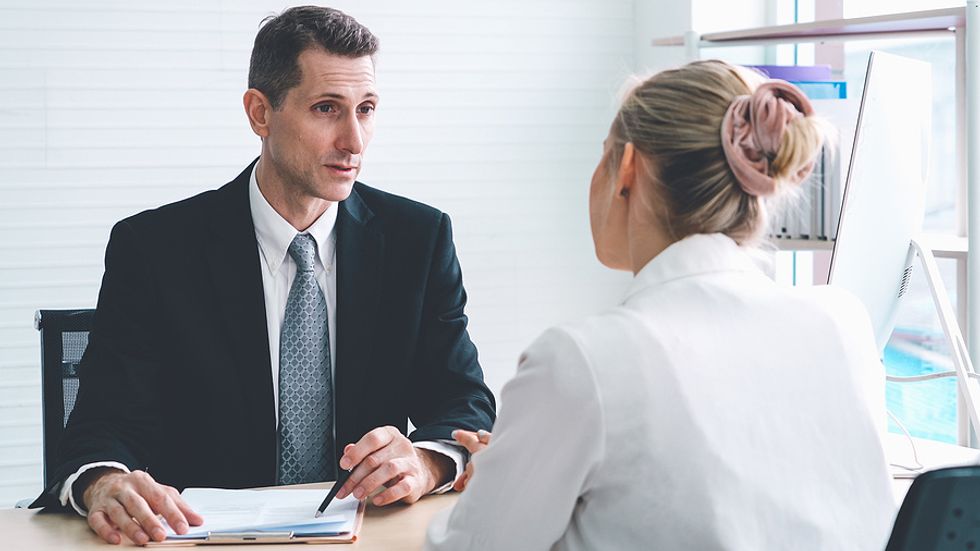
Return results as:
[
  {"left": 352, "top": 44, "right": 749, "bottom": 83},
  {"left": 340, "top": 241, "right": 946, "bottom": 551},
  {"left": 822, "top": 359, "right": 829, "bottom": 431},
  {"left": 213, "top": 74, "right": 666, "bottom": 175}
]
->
[
  {"left": 886, "top": 465, "right": 980, "bottom": 550},
  {"left": 35, "top": 308, "right": 95, "bottom": 488}
]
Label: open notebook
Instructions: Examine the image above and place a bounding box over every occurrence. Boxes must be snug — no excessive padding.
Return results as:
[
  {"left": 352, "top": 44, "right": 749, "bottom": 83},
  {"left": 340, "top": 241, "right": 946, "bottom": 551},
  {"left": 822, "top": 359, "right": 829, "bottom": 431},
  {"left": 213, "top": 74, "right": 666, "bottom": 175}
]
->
[{"left": 147, "top": 487, "right": 364, "bottom": 546}]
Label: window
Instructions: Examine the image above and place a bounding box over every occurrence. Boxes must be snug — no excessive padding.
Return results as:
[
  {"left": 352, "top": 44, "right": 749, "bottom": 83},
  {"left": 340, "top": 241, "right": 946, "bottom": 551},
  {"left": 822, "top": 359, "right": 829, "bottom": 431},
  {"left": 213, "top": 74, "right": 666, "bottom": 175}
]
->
[{"left": 885, "top": 257, "right": 960, "bottom": 444}]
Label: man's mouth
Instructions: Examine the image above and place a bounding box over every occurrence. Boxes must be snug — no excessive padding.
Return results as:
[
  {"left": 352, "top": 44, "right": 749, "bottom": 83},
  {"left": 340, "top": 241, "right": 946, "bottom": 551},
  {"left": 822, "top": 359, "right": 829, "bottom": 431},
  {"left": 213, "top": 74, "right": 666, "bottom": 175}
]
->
[{"left": 325, "top": 164, "right": 357, "bottom": 173}]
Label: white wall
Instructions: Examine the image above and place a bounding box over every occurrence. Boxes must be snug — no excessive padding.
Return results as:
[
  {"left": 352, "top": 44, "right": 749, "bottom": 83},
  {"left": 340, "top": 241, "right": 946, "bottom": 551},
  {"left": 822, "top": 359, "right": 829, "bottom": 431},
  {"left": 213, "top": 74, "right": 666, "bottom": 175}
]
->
[
  {"left": 0, "top": 1, "right": 637, "bottom": 505},
  {"left": 634, "top": 0, "right": 772, "bottom": 75},
  {"left": 634, "top": 0, "right": 692, "bottom": 73}
]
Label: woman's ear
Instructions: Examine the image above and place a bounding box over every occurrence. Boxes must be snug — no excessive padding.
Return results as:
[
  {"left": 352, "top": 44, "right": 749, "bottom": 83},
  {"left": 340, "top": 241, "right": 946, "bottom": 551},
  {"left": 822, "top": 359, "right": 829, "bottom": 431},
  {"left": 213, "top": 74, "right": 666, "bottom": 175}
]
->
[
  {"left": 617, "top": 142, "right": 636, "bottom": 198},
  {"left": 243, "top": 89, "right": 272, "bottom": 138}
]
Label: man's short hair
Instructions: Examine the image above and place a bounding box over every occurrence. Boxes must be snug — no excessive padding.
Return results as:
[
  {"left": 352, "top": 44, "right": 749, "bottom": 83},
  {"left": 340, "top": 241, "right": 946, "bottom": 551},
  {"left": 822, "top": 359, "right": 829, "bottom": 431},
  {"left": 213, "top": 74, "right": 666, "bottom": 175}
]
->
[{"left": 248, "top": 6, "right": 379, "bottom": 110}]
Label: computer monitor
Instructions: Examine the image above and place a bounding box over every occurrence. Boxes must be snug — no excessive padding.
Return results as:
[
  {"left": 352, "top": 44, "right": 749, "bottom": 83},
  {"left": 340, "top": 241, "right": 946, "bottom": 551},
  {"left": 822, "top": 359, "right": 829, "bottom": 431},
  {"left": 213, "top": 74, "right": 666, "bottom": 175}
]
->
[{"left": 827, "top": 50, "right": 932, "bottom": 354}]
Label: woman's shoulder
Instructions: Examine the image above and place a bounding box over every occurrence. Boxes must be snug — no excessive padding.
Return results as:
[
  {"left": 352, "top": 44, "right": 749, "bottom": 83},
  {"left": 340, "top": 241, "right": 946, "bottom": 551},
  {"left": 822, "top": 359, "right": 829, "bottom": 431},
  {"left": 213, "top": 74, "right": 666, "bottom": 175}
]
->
[
  {"left": 530, "top": 307, "right": 639, "bottom": 353},
  {"left": 780, "top": 285, "right": 881, "bottom": 367},
  {"left": 791, "top": 285, "right": 874, "bottom": 330},
  {"left": 520, "top": 307, "right": 653, "bottom": 381}
]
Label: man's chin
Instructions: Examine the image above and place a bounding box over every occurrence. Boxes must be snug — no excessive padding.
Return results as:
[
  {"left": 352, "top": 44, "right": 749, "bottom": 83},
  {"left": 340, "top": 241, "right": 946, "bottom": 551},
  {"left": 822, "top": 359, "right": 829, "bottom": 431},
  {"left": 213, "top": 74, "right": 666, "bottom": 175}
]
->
[{"left": 316, "top": 179, "right": 356, "bottom": 203}]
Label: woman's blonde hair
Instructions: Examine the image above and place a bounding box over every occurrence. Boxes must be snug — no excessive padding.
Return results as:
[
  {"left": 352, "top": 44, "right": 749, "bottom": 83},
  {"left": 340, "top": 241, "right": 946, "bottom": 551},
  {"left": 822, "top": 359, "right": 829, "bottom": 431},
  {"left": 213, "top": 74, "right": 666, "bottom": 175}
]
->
[{"left": 606, "top": 59, "right": 829, "bottom": 245}]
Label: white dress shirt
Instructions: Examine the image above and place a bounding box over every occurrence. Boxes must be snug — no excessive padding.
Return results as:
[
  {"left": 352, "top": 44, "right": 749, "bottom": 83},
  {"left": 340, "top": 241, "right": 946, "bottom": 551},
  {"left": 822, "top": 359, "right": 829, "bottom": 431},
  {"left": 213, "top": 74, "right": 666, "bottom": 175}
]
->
[
  {"left": 61, "top": 164, "right": 462, "bottom": 514},
  {"left": 426, "top": 233, "right": 896, "bottom": 551}
]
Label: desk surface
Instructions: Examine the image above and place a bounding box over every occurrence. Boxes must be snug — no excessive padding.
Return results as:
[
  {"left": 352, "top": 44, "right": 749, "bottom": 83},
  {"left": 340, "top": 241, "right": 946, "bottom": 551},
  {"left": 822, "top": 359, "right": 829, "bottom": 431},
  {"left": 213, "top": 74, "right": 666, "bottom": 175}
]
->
[
  {"left": 4, "top": 437, "right": 978, "bottom": 550},
  {"left": 1, "top": 487, "right": 456, "bottom": 550},
  {"left": 885, "top": 433, "right": 980, "bottom": 501}
]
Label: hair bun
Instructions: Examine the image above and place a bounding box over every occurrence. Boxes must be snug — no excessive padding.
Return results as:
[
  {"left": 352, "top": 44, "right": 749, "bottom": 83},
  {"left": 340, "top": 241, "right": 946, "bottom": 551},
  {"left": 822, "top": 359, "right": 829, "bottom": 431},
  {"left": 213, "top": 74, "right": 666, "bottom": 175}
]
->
[{"left": 720, "top": 80, "right": 816, "bottom": 197}]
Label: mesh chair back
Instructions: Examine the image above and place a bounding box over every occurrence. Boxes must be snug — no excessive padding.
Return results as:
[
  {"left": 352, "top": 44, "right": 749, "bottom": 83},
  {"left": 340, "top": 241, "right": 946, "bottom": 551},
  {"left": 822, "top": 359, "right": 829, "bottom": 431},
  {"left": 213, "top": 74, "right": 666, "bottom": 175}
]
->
[
  {"left": 35, "top": 309, "right": 95, "bottom": 488},
  {"left": 886, "top": 465, "right": 980, "bottom": 550}
]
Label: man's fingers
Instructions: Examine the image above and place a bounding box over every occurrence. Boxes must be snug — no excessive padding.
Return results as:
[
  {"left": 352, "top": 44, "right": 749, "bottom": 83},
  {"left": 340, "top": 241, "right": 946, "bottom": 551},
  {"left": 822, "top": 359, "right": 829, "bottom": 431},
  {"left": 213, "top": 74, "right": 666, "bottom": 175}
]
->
[
  {"left": 156, "top": 495, "right": 192, "bottom": 537},
  {"left": 372, "top": 477, "right": 416, "bottom": 506},
  {"left": 352, "top": 457, "right": 410, "bottom": 500},
  {"left": 337, "top": 445, "right": 400, "bottom": 499},
  {"left": 131, "top": 474, "right": 196, "bottom": 537},
  {"left": 104, "top": 500, "right": 149, "bottom": 546},
  {"left": 83, "top": 471, "right": 201, "bottom": 544},
  {"left": 134, "top": 476, "right": 187, "bottom": 540},
  {"left": 171, "top": 489, "right": 204, "bottom": 526},
  {"left": 118, "top": 490, "right": 168, "bottom": 542},
  {"left": 88, "top": 510, "right": 122, "bottom": 545},
  {"left": 339, "top": 427, "right": 397, "bottom": 471}
]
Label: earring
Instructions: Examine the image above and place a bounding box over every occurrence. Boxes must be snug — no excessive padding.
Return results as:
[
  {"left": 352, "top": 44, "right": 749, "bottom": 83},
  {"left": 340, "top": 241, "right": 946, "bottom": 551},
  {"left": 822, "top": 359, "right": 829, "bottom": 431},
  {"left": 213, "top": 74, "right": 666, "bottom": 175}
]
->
[{"left": 619, "top": 188, "right": 629, "bottom": 198}]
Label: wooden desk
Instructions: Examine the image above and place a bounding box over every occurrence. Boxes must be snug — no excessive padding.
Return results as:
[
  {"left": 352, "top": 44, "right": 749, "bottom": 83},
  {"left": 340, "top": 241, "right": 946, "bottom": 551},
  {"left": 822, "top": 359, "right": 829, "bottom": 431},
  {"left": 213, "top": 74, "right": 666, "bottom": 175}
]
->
[
  {"left": 5, "top": 436, "right": 979, "bottom": 549},
  {"left": 1, "top": 488, "right": 458, "bottom": 550}
]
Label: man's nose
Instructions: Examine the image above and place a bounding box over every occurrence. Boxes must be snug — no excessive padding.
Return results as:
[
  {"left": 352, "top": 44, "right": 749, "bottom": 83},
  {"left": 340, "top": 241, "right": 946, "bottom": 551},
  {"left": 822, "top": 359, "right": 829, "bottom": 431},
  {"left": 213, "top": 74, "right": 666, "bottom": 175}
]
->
[{"left": 336, "top": 112, "right": 364, "bottom": 155}]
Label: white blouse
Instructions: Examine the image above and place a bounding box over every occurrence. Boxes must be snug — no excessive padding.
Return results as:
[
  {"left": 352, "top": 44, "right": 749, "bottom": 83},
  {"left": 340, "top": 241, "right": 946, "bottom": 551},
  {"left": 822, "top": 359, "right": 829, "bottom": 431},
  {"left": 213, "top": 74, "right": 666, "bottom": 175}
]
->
[{"left": 426, "top": 233, "right": 896, "bottom": 551}]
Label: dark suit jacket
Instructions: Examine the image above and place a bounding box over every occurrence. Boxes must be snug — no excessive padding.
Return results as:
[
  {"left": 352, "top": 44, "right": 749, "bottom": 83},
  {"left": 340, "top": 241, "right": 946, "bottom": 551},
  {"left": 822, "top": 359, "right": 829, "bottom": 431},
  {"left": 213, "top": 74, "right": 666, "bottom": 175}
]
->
[{"left": 32, "top": 160, "right": 496, "bottom": 508}]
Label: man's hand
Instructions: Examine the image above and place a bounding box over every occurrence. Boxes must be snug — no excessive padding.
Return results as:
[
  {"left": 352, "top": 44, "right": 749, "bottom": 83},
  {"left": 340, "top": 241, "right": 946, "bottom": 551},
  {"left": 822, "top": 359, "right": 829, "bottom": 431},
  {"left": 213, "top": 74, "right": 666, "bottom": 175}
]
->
[
  {"left": 79, "top": 468, "right": 203, "bottom": 545},
  {"left": 334, "top": 426, "right": 454, "bottom": 506},
  {"left": 451, "top": 429, "right": 491, "bottom": 492}
]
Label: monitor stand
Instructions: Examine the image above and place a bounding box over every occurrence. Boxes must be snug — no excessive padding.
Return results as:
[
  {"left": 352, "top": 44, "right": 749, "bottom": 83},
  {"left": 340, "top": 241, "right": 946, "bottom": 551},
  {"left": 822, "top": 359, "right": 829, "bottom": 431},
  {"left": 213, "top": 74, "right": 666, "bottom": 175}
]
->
[{"left": 897, "top": 238, "right": 980, "bottom": 448}]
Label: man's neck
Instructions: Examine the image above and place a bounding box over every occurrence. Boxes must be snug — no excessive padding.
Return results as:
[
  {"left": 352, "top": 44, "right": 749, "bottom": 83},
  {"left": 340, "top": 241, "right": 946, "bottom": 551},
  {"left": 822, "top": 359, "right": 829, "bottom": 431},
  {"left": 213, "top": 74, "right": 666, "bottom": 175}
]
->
[{"left": 255, "top": 158, "right": 332, "bottom": 232}]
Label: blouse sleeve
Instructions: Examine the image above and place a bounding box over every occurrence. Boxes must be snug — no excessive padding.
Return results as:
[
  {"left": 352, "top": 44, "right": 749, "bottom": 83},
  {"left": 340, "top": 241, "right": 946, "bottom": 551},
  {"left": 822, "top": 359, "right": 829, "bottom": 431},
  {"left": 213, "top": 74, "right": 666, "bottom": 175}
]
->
[{"left": 424, "top": 326, "right": 605, "bottom": 550}]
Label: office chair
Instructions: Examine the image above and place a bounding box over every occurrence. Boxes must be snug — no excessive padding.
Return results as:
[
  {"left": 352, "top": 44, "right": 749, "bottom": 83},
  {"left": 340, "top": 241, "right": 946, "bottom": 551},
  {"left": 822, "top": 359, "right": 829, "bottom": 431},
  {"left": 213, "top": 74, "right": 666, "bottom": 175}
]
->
[
  {"left": 886, "top": 465, "right": 980, "bottom": 550},
  {"left": 34, "top": 308, "right": 95, "bottom": 489}
]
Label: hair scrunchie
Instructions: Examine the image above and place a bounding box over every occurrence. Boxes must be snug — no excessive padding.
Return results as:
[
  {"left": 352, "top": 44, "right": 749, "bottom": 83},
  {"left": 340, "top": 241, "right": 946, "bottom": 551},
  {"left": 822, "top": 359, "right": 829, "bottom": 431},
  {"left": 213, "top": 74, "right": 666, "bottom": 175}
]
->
[{"left": 720, "top": 80, "right": 815, "bottom": 197}]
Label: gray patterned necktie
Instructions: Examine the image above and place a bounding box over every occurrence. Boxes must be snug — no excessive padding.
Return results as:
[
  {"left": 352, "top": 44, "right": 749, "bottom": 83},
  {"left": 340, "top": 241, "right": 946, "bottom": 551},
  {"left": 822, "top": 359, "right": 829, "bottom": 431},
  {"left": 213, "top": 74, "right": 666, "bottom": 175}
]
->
[{"left": 278, "top": 233, "right": 335, "bottom": 485}]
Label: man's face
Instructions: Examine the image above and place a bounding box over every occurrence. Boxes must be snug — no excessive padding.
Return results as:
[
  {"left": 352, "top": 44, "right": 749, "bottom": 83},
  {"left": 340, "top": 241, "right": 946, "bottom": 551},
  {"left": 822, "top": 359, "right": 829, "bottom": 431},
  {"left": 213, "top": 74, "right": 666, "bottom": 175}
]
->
[{"left": 263, "top": 48, "right": 378, "bottom": 202}]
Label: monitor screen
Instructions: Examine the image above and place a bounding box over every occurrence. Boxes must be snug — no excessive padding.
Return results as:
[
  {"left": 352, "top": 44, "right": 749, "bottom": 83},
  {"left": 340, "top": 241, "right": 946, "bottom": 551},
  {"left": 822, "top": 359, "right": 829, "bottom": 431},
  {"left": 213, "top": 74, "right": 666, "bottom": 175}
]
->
[{"left": 827, "top": 51, "right": 932, "bottom": 354}]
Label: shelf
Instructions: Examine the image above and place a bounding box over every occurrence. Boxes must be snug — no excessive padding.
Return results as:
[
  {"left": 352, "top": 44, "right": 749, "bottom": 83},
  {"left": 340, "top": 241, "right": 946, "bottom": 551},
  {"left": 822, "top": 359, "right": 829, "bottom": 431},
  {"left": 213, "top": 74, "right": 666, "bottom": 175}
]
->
[
  {"left": 652, "top": 7, "right": 964, "bottom": 47},
  {"left": 773, "top": 238, "right": 834, "bottom": 251},
  {"left": 920, "top": 233, "right": 968, "bottom": 259},
  {"left": 771, "top": 234, "right": 968, "bottom": 258}
]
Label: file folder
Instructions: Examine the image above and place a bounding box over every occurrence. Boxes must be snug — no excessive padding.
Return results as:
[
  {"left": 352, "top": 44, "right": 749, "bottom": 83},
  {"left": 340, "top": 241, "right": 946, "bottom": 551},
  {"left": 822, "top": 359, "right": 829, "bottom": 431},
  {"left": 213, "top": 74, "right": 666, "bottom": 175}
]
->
[{"left": 145, "top": 487, "right": 365, "bottom": 546}]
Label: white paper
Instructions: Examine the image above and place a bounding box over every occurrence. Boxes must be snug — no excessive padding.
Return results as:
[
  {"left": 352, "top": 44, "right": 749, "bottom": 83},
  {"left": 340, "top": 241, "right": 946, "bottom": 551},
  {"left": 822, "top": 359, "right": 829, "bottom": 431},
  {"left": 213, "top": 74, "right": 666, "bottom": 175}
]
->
[{"left": 164, "top": 488, "right": 359, "bottom": 540}]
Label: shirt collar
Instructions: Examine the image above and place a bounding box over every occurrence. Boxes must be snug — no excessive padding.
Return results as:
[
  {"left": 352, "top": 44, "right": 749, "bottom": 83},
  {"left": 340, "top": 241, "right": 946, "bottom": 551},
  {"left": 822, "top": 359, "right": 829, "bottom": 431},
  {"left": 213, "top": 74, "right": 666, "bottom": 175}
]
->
[
  {"left": 249, "top": 162, "right": 338, "bottom": 276},
  {"left": 621, "top": 233, "right": 772, "bottom": 304}
]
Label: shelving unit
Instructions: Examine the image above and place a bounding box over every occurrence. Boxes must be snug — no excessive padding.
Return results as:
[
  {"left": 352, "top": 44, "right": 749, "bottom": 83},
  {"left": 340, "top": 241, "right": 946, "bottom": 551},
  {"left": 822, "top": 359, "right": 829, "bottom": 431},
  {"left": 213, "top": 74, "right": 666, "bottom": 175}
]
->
[
  {"left": 653, "top": 3, "right": 979, "bottom": 447},
  {"left": 777, "top": 235, "right": 968, "bottom": 259},
  {"left": 653, "top": 7, "right": 964, "bottom": 47},
  {"left": 774, "top": 239, "right": 834, "bottom": 252}
]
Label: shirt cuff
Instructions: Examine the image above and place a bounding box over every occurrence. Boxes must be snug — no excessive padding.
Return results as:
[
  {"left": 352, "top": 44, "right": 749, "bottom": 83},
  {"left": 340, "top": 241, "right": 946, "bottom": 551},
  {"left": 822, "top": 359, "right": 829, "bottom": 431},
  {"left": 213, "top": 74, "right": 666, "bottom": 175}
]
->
[
  {"left": 413, "top": 440, "right": 465, "bottom": 494},
  {"left": 60, "top": 461, "right": 131, "bottom": 517}
]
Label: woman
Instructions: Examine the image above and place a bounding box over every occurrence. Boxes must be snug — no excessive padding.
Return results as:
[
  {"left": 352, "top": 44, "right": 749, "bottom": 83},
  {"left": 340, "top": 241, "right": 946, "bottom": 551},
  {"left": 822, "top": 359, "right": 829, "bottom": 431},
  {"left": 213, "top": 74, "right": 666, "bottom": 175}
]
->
[{"left": 425, "top": 60, "right": 896, "bottom": 550}]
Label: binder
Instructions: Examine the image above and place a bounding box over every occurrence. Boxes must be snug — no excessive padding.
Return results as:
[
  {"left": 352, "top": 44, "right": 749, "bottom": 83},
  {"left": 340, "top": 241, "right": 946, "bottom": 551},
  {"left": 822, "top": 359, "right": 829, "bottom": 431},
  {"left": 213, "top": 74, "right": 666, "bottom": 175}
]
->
[
  {"left": 748, "top": 64, "right": 833, "bottom": 81},
  {"left": 794, "top": 80, "right": 848, "bottom": 100}
]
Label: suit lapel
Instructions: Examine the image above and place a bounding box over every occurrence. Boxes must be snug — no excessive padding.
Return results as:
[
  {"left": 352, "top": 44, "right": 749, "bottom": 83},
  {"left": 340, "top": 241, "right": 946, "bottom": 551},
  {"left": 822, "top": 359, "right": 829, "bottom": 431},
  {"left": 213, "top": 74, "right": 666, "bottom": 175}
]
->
[
  {"left": 205, "top": 160, "right": 277, "bottom": 479},
  {"left": 334, "top": 186, "right": 384, "bottom": 451}
]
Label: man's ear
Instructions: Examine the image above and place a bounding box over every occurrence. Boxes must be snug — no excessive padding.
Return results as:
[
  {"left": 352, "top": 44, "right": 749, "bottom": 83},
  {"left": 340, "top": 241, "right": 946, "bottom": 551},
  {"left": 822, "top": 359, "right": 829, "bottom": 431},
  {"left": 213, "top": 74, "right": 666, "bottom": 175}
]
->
[
  {"left": 243, "top": 89, "right": 272, "bottom": 138},
  {"left": 617, "top": 142, "right": 636, "bottom": 198}
]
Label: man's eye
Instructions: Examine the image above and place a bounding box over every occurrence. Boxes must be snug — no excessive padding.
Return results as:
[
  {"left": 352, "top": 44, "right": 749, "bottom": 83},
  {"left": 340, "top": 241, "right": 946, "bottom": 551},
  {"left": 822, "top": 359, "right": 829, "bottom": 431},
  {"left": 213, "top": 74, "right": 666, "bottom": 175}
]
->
[
  {"left": 314, "top": 104, "right": 335, "bottom": 113},
  {"left": 357, "top": 105, "right": 375, "bottom": 115}
]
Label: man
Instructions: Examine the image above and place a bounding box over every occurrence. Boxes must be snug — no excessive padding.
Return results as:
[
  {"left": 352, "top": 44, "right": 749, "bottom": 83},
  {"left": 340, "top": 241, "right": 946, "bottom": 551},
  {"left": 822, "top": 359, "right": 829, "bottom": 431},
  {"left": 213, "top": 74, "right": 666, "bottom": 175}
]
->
[{"left": 30, "top": 6, "right": 496, "bottom": 546}]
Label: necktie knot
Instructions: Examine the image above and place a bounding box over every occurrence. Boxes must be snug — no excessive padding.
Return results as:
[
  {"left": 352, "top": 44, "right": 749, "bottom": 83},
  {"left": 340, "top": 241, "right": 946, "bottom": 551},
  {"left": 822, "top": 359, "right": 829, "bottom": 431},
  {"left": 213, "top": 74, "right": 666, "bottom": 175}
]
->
[{"left": 288, "top": 234, "right": 318, "bottom": 273}]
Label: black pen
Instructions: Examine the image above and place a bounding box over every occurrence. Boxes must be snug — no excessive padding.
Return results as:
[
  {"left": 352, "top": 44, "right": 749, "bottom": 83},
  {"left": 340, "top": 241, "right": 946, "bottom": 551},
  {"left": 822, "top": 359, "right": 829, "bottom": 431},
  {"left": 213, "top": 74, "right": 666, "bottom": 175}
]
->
[{"left": 314, "top": 468, "right": 353, "bottom": 518}]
